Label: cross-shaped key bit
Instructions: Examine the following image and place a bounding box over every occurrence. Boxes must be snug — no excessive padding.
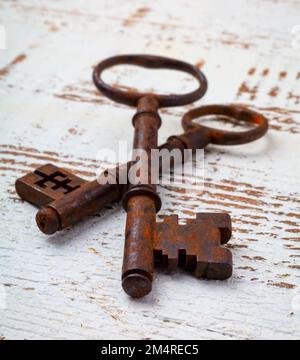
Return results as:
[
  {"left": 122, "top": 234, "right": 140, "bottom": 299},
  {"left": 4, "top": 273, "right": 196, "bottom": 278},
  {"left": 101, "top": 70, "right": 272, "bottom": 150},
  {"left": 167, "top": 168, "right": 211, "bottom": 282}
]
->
[
  {"left": 15, "top": 164, "right": 86, "bottom": 207},
  {"left": 15, "top": 163, "right": 124, "bottom": 234},
  {"left": 154, "top": 213, "right": 232, "bottom": 280}
]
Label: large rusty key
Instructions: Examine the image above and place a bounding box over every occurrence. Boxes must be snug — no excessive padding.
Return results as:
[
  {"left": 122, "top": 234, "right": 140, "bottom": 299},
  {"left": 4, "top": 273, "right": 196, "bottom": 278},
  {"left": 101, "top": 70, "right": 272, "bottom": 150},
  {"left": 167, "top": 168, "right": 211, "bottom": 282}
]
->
[
  {"left": 93, "top": 56, "right": 268, "bottom": 298},
  {"left": 14, "top": 134, "right": 193, "bottom": 234},
  {"left": 93, "top": 55, "right": 208, "bottom": 297}
]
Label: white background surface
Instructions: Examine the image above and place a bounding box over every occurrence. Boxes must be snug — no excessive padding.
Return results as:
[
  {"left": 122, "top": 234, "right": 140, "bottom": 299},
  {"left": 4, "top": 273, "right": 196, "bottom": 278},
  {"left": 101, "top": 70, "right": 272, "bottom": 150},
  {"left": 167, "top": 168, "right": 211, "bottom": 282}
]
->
[{"left": 0, "top": 0, "right": 299, "bottom": 339}]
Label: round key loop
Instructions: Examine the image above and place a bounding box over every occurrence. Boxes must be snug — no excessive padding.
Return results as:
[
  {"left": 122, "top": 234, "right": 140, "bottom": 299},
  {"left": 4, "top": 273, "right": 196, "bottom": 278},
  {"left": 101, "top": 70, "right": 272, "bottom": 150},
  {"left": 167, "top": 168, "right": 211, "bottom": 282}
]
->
[
  {"left": 93, "top": 54, "right": 208, "bottom": 107},
  {"left": 182, "top": 105, "right": 269, "bottom": 145}
]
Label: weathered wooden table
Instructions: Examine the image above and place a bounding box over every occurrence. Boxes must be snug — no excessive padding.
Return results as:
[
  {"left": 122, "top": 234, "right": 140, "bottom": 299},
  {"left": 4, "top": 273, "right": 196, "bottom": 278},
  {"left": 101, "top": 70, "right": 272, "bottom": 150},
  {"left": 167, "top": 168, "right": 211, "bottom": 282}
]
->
[{"left": 0, "top": 0, "right": 299, "bottom": 340}]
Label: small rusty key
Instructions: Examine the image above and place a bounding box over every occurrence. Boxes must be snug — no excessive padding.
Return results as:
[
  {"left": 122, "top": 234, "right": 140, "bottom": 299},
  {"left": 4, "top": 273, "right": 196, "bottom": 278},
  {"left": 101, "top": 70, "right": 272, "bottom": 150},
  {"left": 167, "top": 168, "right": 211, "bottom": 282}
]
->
[{"left": 15, "top": 131, "right": 201, "bottom": 234}]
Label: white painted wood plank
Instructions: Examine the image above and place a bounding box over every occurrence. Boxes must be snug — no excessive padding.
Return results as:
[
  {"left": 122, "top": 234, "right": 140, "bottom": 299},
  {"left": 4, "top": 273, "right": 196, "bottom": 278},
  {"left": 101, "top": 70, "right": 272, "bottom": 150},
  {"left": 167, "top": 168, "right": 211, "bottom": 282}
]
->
[{"left": 0, "top": 0, "right": 299, "bottom": 340}]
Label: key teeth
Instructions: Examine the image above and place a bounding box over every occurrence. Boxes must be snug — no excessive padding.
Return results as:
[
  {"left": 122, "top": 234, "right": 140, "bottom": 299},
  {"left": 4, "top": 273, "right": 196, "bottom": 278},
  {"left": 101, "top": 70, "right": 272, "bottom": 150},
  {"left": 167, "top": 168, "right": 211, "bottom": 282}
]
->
[
  {"left": 185, "top": 217, "right": 196, "bottom": 226},
  {"left": 34, "top": 163, "right": 54, "bottom": 171},
  {"left": 33, "top": 163, "right": 61, "bottom": 176},
  {"left": 194, "top": 212, "right": 232, "bottom": 244},
  {"left": 213, "top": 213, "right": 232, "bottom": 244},
  {"left": 194, "top": 261, "right": 232, "bottom": 280},
  {"left": 159, "top": 213, "right": 232, "bottom": 244},
  {"left": 154, "top": 212, "right": 233, "bottom": 281}
]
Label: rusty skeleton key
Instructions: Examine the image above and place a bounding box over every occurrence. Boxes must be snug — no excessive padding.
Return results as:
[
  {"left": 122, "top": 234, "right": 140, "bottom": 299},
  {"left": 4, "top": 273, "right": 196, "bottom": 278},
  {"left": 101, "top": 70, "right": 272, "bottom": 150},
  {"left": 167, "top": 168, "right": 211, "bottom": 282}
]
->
[
  {"left": 92, "top": 55, "right": 268, "bottom": 298},
  {"left": 15, "top": 132, "right": 196, "bottom": 234},
  {"left": 93, "top": 55, "right": 208, "bottom": 298}
]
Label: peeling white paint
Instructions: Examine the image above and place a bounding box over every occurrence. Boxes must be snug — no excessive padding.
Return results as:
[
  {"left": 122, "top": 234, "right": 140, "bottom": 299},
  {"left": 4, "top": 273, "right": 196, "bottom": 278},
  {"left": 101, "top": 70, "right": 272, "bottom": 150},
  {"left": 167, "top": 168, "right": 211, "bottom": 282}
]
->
[{"left": 0, "top": 0, "right": 299, "bottom": 340}]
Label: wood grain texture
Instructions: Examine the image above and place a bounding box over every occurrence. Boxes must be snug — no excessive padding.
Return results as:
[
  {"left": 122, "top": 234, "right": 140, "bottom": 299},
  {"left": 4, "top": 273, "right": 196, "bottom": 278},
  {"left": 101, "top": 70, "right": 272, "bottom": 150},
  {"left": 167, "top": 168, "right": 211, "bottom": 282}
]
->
[{"left": 0, "top": 0, "right": 299, "bottom": 340}]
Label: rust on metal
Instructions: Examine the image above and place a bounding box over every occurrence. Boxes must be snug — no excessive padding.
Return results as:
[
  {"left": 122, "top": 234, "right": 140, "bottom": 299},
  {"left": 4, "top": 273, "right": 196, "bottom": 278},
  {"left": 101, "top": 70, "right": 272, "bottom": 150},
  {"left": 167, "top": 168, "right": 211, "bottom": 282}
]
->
[
  {"left": 182, "top": 104, "right": 269, "bottom": 145},
  {"left": 92, "top": 54, "right": 208, "bottom": 107}
]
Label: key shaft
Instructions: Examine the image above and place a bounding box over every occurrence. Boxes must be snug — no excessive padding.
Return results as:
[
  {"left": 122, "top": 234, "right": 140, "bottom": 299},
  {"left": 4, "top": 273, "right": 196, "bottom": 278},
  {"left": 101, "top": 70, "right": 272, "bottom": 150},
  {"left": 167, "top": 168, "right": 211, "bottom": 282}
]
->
[{"left": 122, "top": 96, "right": 161, "bottom": 298}]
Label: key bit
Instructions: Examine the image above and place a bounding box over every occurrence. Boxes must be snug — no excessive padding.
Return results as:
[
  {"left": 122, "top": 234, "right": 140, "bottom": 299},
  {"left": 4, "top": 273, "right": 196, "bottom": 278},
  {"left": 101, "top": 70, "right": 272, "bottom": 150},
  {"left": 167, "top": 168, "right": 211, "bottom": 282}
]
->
[
  {"left": 154, "top": 213, "right": 232, "bottom": 280},
  {"left": 15, "top": 163, "right": 123, "bottom": 234},
  {"left": 15, "top": 164, "right": 86, "bottom": 207}
]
